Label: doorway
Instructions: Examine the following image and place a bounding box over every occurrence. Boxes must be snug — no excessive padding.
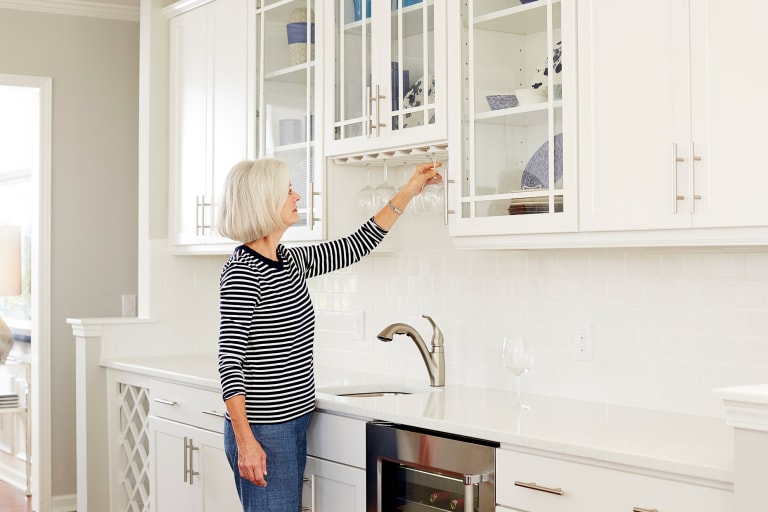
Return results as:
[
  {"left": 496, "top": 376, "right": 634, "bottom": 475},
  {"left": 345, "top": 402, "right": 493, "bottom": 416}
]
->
[{"left": 0, "top": 74, "right": 52, "bottom": 512}]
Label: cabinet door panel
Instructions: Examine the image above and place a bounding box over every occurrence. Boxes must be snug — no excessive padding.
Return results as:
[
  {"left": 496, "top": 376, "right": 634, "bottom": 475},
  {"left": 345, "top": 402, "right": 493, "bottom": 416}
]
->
[
  {"left": 578, "top": 0, "right": 691, "bottom": 231},
  {"left": 689, "top": 1, "right": 768, "bottom": 227},
  {"left": 170, "top": 7, "right": 209, "bottom": 245},
  {"left": 197, "top": 428, "right": 241, "bottom": 512},
  {"left": 149, "top": 417, "right": 198, "bottom": 511},
  {"left": 303, "top": 456, "right": 366, "bottom": 512}
]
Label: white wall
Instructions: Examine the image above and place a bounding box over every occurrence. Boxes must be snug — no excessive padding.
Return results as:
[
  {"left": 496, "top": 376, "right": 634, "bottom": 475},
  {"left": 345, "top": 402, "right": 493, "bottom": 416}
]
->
[{"left": 0, "top": 6, "right": 139, "bottom": 501}]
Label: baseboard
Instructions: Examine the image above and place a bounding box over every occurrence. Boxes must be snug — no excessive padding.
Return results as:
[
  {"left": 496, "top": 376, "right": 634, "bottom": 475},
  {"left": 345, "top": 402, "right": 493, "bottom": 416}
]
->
[{"left": 52, "top": 493, "right": 77, "bottom": 512}]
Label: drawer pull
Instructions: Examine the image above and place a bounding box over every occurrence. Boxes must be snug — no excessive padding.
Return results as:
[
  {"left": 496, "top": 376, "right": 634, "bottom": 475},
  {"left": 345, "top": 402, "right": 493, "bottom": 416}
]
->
[
  {"left": 633, "top": 508, "right": 658, "bottom": 512},
  {"left": 153, "top": 398, "right": 177, "bottom": 406},
  {"left": 202, "top": 409, "right": 225, "bottom": 418},
  {"left": 514, "top": 480, "right": 565, "bottom": 496}
]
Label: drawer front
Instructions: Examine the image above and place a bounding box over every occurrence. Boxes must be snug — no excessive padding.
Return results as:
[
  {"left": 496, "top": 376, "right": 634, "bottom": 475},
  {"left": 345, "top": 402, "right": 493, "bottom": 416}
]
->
[
  {"left": 496, "top": 449, "right": 732, "bottom": 512},
  {"left": 149, "top": 379, "right": 226, "bottom": 433},
  {"left": 307, "top": 412, "right": 366, "bottom": 469}
]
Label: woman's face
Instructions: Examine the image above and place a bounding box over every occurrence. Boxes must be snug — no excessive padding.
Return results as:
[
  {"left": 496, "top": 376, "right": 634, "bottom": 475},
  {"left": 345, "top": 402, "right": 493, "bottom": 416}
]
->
[{"left": 281, "top": 183, "right": 301, "bottom": 227}]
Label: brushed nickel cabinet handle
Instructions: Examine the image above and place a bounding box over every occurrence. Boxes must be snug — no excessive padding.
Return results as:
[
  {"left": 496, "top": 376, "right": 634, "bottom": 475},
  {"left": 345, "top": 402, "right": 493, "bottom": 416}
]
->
[
  {"left": 153, "top": 398, "right": 177, "bottom": 406},
  {"left": 201, "top": 409, "right": 225, "bottom": 418},
  {"left": 514, "top": 480, "right": 565, "bottom": 495},
  {"left": 689, "top": 141, "right": 702, "bottom": 214},
  {"left": 633, "top": 508, "right": 658, "bottom": 512},
  {"left": 672, "top": 143, "right": 685, "bottom": 214}
]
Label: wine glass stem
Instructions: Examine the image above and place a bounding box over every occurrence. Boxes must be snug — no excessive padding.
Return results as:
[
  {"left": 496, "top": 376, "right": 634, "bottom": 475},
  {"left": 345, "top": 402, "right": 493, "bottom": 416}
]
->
[{"left": 515, "top": 375, "right": 522, "bottom": 403}]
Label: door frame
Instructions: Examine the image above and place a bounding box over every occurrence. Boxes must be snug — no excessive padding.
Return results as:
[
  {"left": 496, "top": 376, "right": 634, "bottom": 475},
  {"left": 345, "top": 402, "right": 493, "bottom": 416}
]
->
[{"left": 0, "top": 73, "right": 53, "bottom": 512}]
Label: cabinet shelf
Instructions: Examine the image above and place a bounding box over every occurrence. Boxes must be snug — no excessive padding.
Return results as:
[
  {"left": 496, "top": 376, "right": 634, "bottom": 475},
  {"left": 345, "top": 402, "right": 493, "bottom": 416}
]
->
[
  {"left": 474, "top": 100, "right": 561, "bottom": 125},
  {"left": 265, "top": 61, "right": 315, "bottom": 84},
  {"left": 474, "top": 1, "right": 561, "bottom": 34}
]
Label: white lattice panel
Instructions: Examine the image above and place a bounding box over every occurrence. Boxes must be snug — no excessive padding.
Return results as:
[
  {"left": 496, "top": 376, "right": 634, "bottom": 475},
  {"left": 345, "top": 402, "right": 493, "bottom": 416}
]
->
[{"left": 117, "top": 383, "right": 150, "bottom": 512}]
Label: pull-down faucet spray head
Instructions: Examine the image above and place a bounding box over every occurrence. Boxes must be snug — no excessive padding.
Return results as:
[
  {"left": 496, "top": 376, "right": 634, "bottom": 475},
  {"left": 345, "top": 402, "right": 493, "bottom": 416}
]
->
[{"left": 377, "top": 314, "right": 445, "bottom": 386}]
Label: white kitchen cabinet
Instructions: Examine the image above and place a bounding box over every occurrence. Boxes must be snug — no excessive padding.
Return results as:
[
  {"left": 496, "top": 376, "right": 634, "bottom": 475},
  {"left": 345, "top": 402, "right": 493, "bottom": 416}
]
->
[
  {"left": 167, "top": 0, "right": 324, "bottom": 253},
  {"left": 167, "top": 0, "right": 249, "bottom": 251},
  {"left": 323, "top": 0, "right": 448, "bottom": 156},
  {"left": 303, "top": 410, "right": 368, "bottom": 512},
  {"left": 447, "top": 0, "right": 578, "bottom": 238},
  {"left": 148, "top": 379, "right": 240, "bottom": 512},
  {"left": 302, "top": 455, "right": 367, "bottom": 512},
  {"left": 149, "top": 417, "right": 240, "bottom": 512},
  {"left": 578, "top": 0, "right": 768, "bottom": 233},
  {"left": 496, "top": 448, "right": 733, "bottom": 512},
  {"left": 256, "top": 0, "right": 325, "bottom": 243}
]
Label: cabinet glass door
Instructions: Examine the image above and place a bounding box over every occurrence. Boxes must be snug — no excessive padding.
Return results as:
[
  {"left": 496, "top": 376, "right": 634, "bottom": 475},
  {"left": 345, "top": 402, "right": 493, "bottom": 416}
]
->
[
  {"left": 327, "top": 0, "right": 445, "bottom": 154},
  {"left": 454, "top": 0, "right": 573, "bottom": 235},
  {"left": 256, "top": 0, "right": 323, "bottom": 240}
]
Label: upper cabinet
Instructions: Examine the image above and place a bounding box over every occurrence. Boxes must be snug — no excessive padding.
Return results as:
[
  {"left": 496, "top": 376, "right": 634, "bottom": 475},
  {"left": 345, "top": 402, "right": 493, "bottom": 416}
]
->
[
  {"left": 255, "top": 0, "right": 324, "bottom": 243},
  {"left": 323, "top": 0, "right": 448, "bottom": 156},
  {"left": 168, "top": 0, "right": 249, "bottom": 250},
  {"left": 447, "top": 0, "right": 578, "bottom": 237},
  {"left": 578, "top": 0, "right": 768, "bottom": 232},
  {"left": 167, "top": 0, "right": 324, "bottom": 254}
]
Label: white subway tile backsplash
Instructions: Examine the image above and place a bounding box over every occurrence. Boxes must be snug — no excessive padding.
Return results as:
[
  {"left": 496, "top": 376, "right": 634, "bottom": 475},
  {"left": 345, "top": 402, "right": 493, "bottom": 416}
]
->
[{"left": 309, "top": 238, "right": 768, "bottom": 419}]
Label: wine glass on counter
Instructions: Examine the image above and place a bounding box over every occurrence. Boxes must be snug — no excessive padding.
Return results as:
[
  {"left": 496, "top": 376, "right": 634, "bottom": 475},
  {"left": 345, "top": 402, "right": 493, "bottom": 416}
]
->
[{"left": 502, "top": 332, "right": 534, "bottom": 409}]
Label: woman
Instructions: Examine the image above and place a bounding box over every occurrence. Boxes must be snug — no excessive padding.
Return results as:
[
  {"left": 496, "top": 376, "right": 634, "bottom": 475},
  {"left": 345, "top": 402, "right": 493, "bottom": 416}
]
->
[{"left": 217, "top": 158, "right": 442, "bottom": 511}]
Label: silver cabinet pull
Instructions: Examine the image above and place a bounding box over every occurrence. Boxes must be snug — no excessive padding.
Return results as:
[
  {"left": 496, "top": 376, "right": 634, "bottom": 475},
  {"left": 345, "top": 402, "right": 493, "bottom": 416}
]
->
[
  {"left": 185, "top": 437, "right": 199, "bottom": 485},
  {"left": 633, "top": 508, "right": 658, "bottom": 512},
  {"left": 514, "top": 480, "right": 565, "bottom": 495},
  {"left": 153, "top": 398, "right": 177, "bottom": 406},
  {"left": 672, "top": 143, "right": 685, "bottom": 213},
  {"left": 443, "top": 174, "right": 455, "bottom": 226},
  {"left": 201, "top": 409, "right": 225, "bottom": 418},
  {"left": 689, "top": 141, "right": 702, "bottom": 214},
  {"left": 367, "top": 85, "right": 385, "bottom": 137},
  {"left": 183, "top": 436, "right": 189, "bottom": 482}
]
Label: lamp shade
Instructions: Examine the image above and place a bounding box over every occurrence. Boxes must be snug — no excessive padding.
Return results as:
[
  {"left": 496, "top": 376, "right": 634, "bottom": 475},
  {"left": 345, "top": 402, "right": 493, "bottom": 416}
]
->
[{"left": 0, "top": 225, "right": 21, "bottom": 297}]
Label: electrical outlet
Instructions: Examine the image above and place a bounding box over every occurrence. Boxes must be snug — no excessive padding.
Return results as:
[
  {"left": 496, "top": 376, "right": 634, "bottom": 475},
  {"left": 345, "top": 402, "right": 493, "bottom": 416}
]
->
[
  {"left": 575, "top": 323, "right": 593, "bottom": 362},
  {"left": 121, "top": 294, "right": 137, "bottom": 317}
]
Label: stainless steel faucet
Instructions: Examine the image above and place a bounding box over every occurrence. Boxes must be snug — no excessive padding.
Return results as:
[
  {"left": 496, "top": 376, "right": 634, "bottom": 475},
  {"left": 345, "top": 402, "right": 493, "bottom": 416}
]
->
[{"left": 377, "top": 314, "right": 445, "bottom": 387}]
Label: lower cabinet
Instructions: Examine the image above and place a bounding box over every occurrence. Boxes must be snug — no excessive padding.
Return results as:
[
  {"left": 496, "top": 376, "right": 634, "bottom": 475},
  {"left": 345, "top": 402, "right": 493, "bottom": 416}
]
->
[
  {"left": 149, "top": 416, "right": 241, "bottom": 512},
  {"left": 303, "top": 411, "right": 368, "bottom": 512},
  {"left": 302, "top": 455, "right": 366, "bottom": 512},
  {"left": 496, "top": 448, "right": 733, "bottom": 512}
]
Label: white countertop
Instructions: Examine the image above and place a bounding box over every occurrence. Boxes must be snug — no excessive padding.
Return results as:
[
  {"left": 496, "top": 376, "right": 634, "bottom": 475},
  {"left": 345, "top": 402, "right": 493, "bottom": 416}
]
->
[{"left": 102, "top": 354, "right": 734, "bottom": 485}]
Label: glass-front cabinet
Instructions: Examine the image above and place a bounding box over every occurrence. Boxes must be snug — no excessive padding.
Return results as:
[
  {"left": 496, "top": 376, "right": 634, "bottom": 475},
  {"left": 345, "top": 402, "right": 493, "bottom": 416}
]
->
[
  {"left": 448, "top": 0, "right": 577, "bottom": 238},
  {"left": 255, "top": 0, "right": 324, "bottom": 242},
  {"left": 323, "top": 0, "right": 448, "bottom": 156},
  {"left": 166, "top": 0, "right": 323, "bottom": 253}
]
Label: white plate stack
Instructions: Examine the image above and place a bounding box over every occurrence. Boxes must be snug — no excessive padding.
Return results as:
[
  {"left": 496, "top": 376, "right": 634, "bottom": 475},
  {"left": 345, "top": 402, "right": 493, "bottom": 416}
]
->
[{"left": 0, "top": 393, "right": 19, "bottom": 409}]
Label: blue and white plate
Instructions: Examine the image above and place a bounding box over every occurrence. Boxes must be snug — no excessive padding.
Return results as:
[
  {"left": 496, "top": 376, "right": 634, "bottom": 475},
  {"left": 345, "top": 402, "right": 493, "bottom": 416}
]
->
[
  {"left": 402, "top": 74, "right": 435, "bottom": 128},
  {"left": 531, "top": 40, "right": 562, "bottom": 91},
  {"left": 521, "top": 133, "right": 563, "bottom": 189}
]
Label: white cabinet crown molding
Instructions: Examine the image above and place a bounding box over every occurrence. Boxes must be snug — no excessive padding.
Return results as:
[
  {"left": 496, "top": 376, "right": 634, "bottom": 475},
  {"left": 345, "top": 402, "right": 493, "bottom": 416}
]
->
[{"left": 0, "top": 0, "right": 139, "bottom": 22}]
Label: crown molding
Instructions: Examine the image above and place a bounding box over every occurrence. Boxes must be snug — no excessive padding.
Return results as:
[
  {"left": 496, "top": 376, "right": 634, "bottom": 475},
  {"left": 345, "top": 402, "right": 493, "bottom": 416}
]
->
[{"left": 0, "top": 0, "right": 139, "bottom": 22}]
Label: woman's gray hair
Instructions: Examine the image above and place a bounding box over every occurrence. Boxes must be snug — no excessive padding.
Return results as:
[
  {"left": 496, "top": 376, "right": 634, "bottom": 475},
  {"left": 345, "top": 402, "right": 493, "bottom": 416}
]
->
[{"left": 217, "top": 159, "right": 289, "bottom": 243}]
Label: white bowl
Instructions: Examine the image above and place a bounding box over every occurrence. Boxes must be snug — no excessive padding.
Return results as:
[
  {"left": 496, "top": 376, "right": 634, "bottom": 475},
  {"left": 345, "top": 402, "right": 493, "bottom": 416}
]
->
[{"left": 515, "top": 88, "right": 547, "bottom": 106}]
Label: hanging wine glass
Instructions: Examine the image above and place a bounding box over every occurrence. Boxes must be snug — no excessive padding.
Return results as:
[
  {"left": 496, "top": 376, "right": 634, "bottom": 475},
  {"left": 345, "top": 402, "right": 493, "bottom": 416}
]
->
[
  {"left": 374, "top": 161, "right": 397, "bottom": 211},
  {"left": 501, "top": 332, "right": 534, "bottom": 409},
  {"left": 355, "top": 165, "right": 376, "bottom": 217}
]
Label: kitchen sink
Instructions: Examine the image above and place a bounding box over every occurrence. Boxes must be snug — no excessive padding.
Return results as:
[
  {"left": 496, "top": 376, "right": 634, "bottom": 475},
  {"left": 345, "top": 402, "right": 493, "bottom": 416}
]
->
[{"left": 317, "top": 383, "right": 438, "bottom": 398}]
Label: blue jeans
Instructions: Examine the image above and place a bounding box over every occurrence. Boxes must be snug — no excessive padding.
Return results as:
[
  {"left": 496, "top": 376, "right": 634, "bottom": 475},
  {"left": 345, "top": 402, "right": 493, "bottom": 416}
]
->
[{"left": 224, "top": 412, "right": 312, "bottom": 512}]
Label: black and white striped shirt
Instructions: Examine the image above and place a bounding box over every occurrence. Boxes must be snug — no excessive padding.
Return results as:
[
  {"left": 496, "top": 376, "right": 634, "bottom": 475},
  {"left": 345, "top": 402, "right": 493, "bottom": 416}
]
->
[{"left": 218, "top": 219, "right": 387, "bottom": 423}]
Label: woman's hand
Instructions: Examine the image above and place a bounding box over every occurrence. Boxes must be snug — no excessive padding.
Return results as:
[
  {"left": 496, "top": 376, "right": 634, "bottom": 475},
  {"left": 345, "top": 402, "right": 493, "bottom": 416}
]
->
[
  {"left": 400, "top": 161, "right": 443, "bottom": 198},
  {"left": 372, "top": 161, "right": 444, "bottom": 231},
  {"left": 238, "top": 438, "right": 268, "bottom": 487}
]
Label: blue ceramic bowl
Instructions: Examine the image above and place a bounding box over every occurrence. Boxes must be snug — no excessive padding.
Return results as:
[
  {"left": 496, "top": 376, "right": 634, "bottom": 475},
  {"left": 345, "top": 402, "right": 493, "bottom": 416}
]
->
[{"left": 520, "top": 0, "right": 538, "bottom": 4}]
